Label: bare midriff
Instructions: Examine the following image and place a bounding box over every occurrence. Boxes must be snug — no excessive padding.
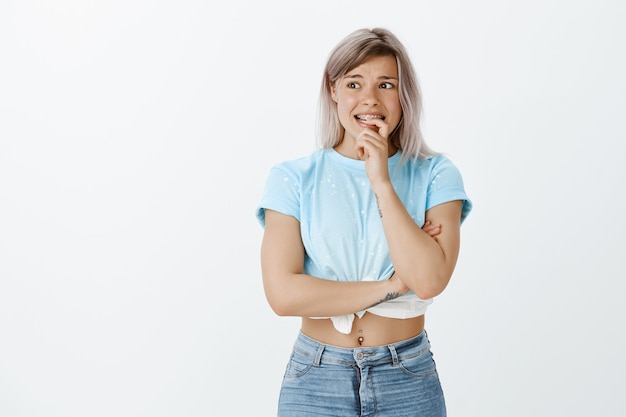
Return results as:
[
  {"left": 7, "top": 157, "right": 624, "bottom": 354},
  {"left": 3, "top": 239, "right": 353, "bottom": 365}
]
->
[{"left": 301, "top": 313, "right": 425, "bottom": 348}]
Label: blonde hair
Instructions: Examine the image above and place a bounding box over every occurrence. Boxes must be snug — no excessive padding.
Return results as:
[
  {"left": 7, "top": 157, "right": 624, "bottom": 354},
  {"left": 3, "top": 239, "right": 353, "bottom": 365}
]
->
[{"left": 317, "top": 28, "right": 437, "bottom": 163}]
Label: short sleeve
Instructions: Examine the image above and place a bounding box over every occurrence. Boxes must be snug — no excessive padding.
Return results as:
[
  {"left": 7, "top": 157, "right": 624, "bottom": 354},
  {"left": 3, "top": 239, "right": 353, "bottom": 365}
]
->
[
  {"left": 255, "top": 165, "right": 301, "bottom": 228},
  {"left": 425, "top": 156, "right": 472, "bottom": 223}
]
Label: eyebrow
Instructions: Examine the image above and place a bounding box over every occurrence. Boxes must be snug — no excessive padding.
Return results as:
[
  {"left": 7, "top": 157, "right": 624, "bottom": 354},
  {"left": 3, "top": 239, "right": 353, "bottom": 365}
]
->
[{"left": 344, "top": 74, "right": 399, "bottom": 80}]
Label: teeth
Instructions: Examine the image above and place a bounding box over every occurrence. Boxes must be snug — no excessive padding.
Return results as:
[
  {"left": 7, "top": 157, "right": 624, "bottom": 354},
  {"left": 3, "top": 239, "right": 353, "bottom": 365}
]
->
[{"left": 356, "top": 114, "right": 385, "bottom": 121}]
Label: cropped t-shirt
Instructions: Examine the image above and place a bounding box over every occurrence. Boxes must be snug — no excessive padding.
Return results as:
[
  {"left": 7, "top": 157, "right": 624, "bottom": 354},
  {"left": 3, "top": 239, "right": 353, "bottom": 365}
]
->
[{"left": 256, "top": 148, "right": 472, "bottom": 334}]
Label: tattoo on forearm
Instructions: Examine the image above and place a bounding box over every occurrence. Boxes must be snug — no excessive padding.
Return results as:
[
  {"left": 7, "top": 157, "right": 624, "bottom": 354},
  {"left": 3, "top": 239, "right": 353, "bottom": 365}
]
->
[
  {"left": 375, "top": 193, "right": 382, "bottom": 218},
  {"left": 367, "top": 292, "right": 400, "bottom": 309}
]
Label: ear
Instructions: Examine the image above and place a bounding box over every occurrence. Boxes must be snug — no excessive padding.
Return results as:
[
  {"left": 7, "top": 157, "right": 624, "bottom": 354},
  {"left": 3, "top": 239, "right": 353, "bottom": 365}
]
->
[{"left": 330, "top": 84, "right": 337, "bottom": 102}]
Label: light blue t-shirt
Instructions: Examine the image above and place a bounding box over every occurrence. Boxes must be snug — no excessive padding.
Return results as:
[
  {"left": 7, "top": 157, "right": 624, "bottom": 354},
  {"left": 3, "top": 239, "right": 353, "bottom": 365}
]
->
[{"left": 256, "top": 148, "right": 472, "bottom": 286}]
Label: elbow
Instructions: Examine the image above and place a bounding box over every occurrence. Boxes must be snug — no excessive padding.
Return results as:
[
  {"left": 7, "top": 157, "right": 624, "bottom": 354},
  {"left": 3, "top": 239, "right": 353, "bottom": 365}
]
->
[
  {"left": 262, "top": 272, "right": 297, "bottom": 317},
  {"left": 264, "top": 294, "right": 290, "bottom": 317},
  {"left": 414, "top": 286, "right": 443, "bottom": 300},
  {"left": 263, "top": 286, "right": 297, "bottom": 317},
  {"left": 409, "top": 271, "right": 451, "bottom": 300},
  {"left": 268, "top": 301, "right": 292, "bottom": 317}
]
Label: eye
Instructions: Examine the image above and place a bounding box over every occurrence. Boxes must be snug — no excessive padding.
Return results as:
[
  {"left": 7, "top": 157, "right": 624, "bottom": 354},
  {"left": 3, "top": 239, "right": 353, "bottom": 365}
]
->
[
  {"left": 379, "top": 82, "right": 394, "bottom": 89},
  {"left": 347, "top": 82, "right": 360, "bottom": 89}
]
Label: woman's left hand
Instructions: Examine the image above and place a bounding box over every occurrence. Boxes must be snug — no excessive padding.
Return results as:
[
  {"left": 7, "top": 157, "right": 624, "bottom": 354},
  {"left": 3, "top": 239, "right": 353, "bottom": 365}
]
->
[
  {"left": 422, "top": 221, "right": 442, "bottom": 241},
  {"left": 354, "top": 118, "right": 392, "bottom": 189}
]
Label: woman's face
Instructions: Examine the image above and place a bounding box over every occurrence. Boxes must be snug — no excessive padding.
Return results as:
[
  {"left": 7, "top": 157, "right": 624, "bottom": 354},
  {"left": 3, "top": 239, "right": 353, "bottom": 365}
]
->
[{"left": 331, "top": 55, "right": 402, "bottom": 146}]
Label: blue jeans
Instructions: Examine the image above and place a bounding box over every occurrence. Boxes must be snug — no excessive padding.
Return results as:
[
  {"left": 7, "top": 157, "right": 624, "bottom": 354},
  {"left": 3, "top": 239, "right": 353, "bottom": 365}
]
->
[{"left": 278, "top": 330, "right": 446, "bottom": 417}]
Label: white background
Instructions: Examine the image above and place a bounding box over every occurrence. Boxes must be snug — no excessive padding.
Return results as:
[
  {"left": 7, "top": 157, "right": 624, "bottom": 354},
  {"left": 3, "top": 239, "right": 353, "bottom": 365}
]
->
[{"left": 1, "top": 1, "right": 625, "bottom": 416}]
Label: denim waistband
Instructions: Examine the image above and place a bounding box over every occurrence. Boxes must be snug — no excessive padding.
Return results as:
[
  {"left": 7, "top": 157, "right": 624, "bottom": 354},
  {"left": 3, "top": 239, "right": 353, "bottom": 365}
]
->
[{"left": 293, "top": 330, "right": 431, "bottom": 367}]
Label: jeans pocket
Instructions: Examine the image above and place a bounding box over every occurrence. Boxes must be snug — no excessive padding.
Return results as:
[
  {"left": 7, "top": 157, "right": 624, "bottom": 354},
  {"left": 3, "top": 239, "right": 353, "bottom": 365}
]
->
[
  {"left": 283, "top": 349, "right": 315, "bottom": 379},
  {"left": 398, "top": 349, "right": 438, "bottom": 378}
]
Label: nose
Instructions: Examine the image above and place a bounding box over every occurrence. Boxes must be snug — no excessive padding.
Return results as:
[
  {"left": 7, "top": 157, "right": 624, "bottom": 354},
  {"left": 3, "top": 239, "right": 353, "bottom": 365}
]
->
[{"left": 361, "top": 85, "right": 380, "bottom": 105}]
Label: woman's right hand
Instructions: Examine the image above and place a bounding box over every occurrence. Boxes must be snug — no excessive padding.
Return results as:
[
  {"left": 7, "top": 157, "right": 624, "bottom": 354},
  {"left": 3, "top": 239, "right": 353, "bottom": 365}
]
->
[{"left": 388, "top": 273, "right": 410, "bottom": 296}]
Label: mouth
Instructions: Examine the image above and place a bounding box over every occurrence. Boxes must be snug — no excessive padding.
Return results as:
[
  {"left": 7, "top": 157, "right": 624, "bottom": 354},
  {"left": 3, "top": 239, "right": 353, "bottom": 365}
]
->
[{"left": 355, "top": 114, "right": 385, "bottom": 122}]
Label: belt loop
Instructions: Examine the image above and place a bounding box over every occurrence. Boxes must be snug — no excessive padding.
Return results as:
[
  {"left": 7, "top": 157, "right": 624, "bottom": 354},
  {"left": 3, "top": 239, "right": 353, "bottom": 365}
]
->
[
  {"left": 314, "top": 343, "right": 325, "bottom": 366},
  {"left": 388, "top": 344, "right": 399, "bottom": 366}
]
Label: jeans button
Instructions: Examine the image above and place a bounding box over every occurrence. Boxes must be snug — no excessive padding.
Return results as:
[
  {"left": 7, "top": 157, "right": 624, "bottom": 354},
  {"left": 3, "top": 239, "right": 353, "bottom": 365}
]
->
[{"left": 356, "top": 352, "right": 364, "bottom": 360}]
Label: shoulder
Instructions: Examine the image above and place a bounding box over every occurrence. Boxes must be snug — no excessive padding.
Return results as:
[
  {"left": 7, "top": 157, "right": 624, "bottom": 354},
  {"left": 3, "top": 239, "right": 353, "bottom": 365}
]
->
[
  {"left": 397, "top": 153, "right": 461, "bottom": 177},
  {"left": 419, "top": 154, "right": 472, "bottom": 222},
  {"left": 421, "top": 154, "right": 464, "bottom": 178},
  {"left": 410, "top": 154, "right": 456, "bottom": 169},
  {"left": 268, "top": 149, "right": 328, "bottom": 178},
  {"left": 257, "top": 150, "right": 323, "bottom": 226}
]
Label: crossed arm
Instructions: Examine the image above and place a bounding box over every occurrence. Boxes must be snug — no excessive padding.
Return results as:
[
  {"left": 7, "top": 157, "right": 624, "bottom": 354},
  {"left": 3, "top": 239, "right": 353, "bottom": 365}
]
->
[{"left": 260, "top": 200, "right": 462, "bottom": 318}]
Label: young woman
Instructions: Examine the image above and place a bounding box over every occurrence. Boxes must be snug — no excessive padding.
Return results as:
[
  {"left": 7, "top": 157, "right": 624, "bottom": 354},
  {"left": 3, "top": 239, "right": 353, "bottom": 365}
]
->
[{"left": 256, "top": 27, "right": 472, "bottom": 417}]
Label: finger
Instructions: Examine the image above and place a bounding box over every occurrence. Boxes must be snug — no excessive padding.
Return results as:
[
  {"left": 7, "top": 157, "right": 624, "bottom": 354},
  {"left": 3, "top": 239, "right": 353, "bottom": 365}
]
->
[
  {"left": 360, "top": 118, "right": 390, "bottom": 139},
  {"left": 429, "top": 226, "right": 441, "bottom": 237},
  {"left": 355, "top": 130, "right": 387, "bottom": 153},
  {"left": 355, "top": 138, "right": 385, "bottom": 157},
  {"left": 422, "top": 222, "right": 442, "bottom": 237}
]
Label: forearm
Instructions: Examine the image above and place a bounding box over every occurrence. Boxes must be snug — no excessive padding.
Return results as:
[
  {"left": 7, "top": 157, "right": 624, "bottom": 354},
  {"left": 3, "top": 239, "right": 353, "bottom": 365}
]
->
[
  {"left": 374, "top": 182, "right": 458, "bottom": 299},
  {"left": 261, "top": 209, "right": 407, "bottom": 318},
  {"left": 263, "top": 272, "right": 401, "bottom": 318}
]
